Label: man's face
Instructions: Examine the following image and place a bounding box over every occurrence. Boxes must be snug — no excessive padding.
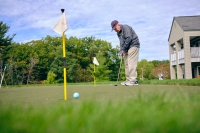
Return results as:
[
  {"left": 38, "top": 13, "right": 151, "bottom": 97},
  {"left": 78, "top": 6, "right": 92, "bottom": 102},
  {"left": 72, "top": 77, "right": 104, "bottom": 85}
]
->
[{"left": 114, "top": 24, "right": 120, "bottom": 33}]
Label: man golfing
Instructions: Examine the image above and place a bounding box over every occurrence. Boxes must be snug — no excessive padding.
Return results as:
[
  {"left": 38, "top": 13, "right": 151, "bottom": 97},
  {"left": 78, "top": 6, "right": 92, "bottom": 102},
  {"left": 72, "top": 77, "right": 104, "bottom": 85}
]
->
[{"left": 111, "top": 20, "right": 140, "bottom": 86}]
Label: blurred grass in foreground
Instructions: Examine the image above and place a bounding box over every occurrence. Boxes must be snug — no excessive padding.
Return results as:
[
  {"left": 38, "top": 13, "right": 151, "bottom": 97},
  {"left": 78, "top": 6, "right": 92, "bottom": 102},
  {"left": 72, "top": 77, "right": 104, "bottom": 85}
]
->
[{"left": 1, "top": 91, "right": 200, "bottom": 133}]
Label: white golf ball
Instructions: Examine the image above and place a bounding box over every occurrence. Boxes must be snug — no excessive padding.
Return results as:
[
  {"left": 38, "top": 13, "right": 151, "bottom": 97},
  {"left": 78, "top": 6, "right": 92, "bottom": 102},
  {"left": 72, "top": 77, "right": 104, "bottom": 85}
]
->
[{"left": 73, "top": 92, "right": 79, "bottom": 99}]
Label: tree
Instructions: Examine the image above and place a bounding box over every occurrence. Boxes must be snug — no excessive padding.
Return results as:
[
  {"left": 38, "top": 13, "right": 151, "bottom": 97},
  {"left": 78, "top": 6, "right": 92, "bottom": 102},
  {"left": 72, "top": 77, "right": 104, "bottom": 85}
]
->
[
  {"left": 0, "top": 21, "right": 15, "bottom": 47},
  {"left": 150, "top": 60, "right": 169, "bottom": 67},
  {"left": 4, "top": 43, "right": 36, "bottom": 84},
  {"left": 26, "top": 54, "right": 39, "bottom": 84},
  {"left": 0, "top": 21, "right": 15, "bottom": 69},
  {"left": 137, "top": 59, "right": 154, "bottom": 80},
  {"left": 29, "top": 39, "right": 58, "bottom": 81},
  {"left": 90, "top": 52, "right": 111, "bottom": 82},
  {"left": 151, "top": 62, "right": 170, "bottom": 79}
]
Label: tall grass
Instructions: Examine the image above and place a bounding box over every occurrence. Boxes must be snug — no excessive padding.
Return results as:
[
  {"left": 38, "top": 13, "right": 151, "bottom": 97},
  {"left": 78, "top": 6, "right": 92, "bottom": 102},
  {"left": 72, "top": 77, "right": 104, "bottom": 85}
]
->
[{"left": 1, "top": 92, "right": 200, "bottom": 133}]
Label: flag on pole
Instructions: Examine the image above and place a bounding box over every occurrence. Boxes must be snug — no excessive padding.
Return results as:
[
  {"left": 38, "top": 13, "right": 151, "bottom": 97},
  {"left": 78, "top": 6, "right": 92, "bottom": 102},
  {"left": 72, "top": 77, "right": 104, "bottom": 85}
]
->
[
  {"left": 93, "top": 57, "right": 99, "bottom": 87},
  {"left": 93, "top": 57, "right": 99, "bottom": 66},
  {"left": 53, "top": 9, "right": 68, "bottom": 100},
  {"left": 53, "top": 12, "right": 68, "bottom": 34}
]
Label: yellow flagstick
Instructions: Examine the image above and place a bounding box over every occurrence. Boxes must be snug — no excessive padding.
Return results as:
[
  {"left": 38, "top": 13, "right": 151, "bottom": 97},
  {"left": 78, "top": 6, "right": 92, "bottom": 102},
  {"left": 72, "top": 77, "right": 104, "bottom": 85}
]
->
[
  {"left": 94, "top": 64, "right": 96, "bottom": 86},
  {"left": 62, "top": 32, "right": 67, "bottom": 100},
  {"left": 93, "top": 57, "right": 99, "bottom": 87},
  {"left": 53, "top": 9, "right": 68, "bottom": 100},
  {"left": 60, "top": 9, "right": 67, "bottom": 100}
]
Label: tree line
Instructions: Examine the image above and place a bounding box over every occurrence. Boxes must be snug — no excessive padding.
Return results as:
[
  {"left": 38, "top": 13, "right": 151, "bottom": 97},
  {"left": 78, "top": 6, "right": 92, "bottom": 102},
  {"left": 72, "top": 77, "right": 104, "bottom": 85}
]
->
[{"left": 0, "top": 21, "right": 170, "bottom": 85}]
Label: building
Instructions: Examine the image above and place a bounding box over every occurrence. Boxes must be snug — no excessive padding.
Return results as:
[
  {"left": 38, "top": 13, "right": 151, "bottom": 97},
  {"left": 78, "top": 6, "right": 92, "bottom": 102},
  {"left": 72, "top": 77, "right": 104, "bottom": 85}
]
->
[{"left": 168, "top": 15, "right": 200, "bottom": 79}]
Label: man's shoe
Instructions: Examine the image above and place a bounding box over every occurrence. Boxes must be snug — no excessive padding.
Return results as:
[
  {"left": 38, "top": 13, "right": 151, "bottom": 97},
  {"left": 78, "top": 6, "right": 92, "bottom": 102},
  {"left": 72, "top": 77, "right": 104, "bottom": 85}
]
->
[
  {"left": 121, "top": 81, "right": 128, "bottom": 86},
  {"left": 134, "top": 81, "right": 139, "bottom": 85},
  {"left": 125, "top": 81, "right": 139, "bottom": 86}
]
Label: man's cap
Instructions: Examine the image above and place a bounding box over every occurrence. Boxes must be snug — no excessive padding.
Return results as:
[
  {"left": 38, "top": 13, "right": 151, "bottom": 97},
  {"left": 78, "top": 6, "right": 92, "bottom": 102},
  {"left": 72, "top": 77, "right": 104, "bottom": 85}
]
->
[{"left": 111, "top": 20, "right": 118, "bottom": 31}]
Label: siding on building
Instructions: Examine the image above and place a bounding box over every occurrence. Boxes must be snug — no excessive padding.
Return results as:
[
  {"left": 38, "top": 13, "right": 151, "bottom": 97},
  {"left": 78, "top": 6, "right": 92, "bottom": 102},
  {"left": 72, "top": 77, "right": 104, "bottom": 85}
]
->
[
  {"left": 169, "top": 20, "right": 184, "bottom": 45},
  {"left": 168, "top": 15, "right": 200, "bottom": 79}
]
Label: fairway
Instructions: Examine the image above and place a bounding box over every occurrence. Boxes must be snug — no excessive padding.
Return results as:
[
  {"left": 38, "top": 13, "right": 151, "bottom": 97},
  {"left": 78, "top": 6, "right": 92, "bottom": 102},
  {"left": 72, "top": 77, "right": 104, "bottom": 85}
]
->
[{"left": 0, "top": 84, "right": 200, "bottom": 106}]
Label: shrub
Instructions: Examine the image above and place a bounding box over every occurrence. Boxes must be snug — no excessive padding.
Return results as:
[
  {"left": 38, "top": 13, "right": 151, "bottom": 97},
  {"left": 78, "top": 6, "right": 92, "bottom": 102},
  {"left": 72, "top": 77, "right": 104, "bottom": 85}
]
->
[{"left": 43, "top": 71, "right": 57, "bottom": 84}]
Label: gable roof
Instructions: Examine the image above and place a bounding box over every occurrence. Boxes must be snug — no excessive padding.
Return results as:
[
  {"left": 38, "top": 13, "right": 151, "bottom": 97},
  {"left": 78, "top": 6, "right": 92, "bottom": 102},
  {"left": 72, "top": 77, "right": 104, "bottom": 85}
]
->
[
  {"left": 168, "top": 15, "right": 200, "bottom": 41},
  {"left": 175, "top": 15, "right": 200, "bottom": 31}
]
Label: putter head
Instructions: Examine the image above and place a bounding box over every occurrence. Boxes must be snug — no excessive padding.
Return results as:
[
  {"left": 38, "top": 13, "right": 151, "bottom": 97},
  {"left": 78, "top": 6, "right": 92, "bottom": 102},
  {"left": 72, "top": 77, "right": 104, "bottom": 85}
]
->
[{"left": 114, "top": 84, "right": 118, "bottom": 86}]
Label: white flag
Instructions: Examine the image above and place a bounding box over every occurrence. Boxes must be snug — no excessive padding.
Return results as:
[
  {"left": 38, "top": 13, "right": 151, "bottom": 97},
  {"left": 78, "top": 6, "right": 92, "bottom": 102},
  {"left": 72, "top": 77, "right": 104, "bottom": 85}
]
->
[
  {"left": 53, "top": 13, "right": 68, "bottom": 34},
  {"left": 93, "top": 57, "right": 99, "bottom": 66}
]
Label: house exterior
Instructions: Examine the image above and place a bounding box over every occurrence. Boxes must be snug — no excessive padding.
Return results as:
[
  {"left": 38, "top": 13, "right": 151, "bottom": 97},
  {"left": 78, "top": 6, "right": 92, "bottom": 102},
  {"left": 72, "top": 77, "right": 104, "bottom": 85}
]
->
[{"left": 168, "top": 15, "right": 200, "bottom": 79}]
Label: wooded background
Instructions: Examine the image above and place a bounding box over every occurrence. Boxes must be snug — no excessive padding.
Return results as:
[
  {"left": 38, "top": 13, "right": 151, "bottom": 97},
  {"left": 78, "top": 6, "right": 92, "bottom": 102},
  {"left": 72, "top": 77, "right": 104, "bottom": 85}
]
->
[{"left": 0, "top": 21, "right": 170, "bottom": 85}]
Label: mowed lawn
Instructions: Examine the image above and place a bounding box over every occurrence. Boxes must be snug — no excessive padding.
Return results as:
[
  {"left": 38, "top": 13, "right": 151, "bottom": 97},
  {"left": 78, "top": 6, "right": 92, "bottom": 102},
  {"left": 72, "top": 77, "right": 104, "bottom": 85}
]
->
[
  {"left": 1, "top": 84, "right": 200, "bottom": 105},
  {"left": 1, "top": 84, "right": 200, "bottom": 132}
]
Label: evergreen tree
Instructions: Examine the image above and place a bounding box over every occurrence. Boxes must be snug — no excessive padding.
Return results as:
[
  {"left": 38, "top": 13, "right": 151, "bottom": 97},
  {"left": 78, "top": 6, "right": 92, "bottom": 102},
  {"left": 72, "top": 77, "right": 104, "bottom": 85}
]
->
[
  {"left": 0, "top": 21, "right": 15, "bottom": 70},
  {"left": 0, "top": 21, "right": 15, "bottom": 47}
]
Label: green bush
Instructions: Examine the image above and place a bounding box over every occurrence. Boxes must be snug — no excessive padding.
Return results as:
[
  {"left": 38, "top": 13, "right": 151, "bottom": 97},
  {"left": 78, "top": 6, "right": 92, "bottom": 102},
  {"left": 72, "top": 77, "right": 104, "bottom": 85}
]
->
[{"left": 43, "top": 71, "right": 57, "bottom": 84}]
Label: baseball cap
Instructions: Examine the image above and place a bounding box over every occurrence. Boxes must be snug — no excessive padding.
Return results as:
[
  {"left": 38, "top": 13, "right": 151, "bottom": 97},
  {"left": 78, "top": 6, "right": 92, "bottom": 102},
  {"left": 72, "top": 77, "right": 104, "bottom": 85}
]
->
[{"left": 111, "top": 20, "right": 118, "bottom": 31}]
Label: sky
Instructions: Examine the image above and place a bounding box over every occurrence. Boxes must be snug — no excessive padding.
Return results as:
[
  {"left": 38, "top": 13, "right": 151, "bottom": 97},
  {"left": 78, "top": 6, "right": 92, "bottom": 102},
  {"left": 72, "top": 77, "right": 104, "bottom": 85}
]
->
[{"left": 0, "top": 0, "right": 200, "bottom": 61}]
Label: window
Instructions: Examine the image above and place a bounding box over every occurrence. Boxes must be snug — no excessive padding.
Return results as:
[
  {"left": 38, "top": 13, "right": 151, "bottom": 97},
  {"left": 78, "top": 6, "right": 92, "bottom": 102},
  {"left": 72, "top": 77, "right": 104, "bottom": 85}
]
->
[
  {"left": 181, "top": 44, "right": 184, "bottom": 49},
  {"left": 198, "top": 66, "right": 200, "bottom": 76}
]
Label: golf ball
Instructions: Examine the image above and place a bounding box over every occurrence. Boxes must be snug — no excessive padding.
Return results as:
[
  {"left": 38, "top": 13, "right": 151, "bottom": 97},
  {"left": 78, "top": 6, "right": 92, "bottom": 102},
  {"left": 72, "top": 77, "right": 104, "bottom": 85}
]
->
[{"left": 73, "top": 92, "right": 79, "bottom": 99}]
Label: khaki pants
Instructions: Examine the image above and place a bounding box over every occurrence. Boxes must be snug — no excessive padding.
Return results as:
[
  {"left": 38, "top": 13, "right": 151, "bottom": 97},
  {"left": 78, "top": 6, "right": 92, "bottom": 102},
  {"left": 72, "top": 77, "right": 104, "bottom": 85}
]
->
[{"left": 124, "top": 47, "right": 139, "bottom": 82}]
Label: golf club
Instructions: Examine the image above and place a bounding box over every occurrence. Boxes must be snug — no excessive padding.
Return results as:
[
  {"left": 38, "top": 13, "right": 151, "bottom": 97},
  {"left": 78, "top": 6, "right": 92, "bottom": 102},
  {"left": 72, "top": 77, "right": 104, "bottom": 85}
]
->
[{"left": 114, "top": 56, "right": 122, "bottom": 86}]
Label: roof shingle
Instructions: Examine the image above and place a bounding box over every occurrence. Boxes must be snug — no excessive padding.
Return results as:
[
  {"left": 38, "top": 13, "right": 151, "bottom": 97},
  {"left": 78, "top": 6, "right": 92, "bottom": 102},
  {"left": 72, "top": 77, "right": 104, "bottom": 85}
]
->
[{"left": 174, "top": 15, "right": 200, "bottom": 31}]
